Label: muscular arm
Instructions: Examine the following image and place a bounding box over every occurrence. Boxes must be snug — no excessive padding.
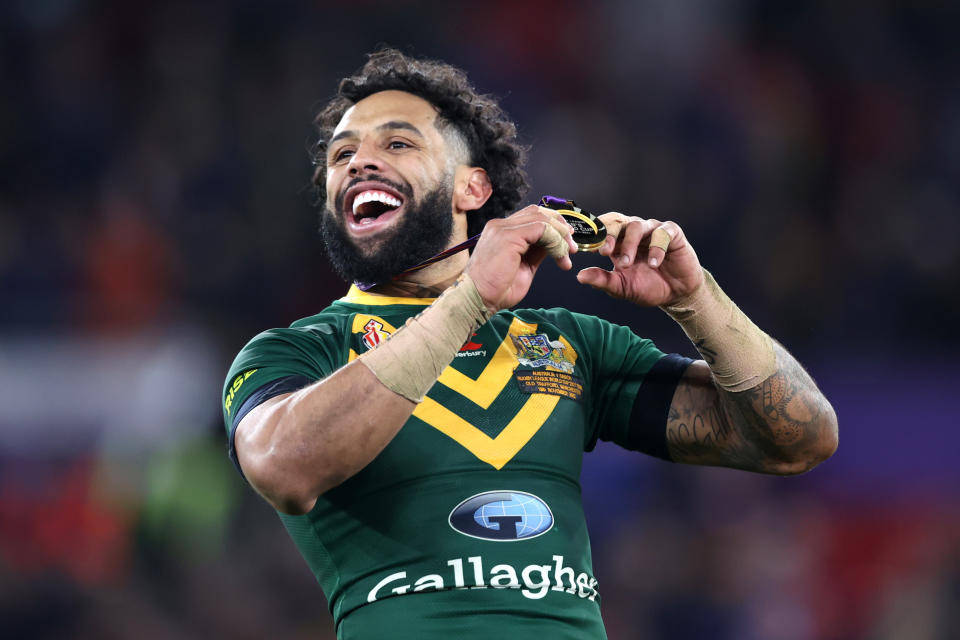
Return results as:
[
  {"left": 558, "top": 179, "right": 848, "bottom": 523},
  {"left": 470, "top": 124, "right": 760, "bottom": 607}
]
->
[
  {"left": 577, "top": 212, "right": 837, "bottom": 474},
  {"left": 236, "top": 274, "right": 488, "bottom": 515},
  {"left": 234, "top": 360, "right": 415, "bottom": 515},
  {"left": 665, "top": 343, "right": 838, "bottom": 474}
]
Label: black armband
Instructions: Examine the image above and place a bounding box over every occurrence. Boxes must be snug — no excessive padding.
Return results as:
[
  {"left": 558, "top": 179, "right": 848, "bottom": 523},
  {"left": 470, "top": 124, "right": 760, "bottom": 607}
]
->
[{"left": 628, "top": 354, "right": 694, "bottom": 461}]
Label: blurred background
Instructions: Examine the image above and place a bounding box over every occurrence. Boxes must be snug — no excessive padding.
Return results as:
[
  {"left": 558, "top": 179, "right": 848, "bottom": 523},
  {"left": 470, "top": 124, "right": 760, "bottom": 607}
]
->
[{"left": 1, "top": 0, "right": 958, "bottom": 638}]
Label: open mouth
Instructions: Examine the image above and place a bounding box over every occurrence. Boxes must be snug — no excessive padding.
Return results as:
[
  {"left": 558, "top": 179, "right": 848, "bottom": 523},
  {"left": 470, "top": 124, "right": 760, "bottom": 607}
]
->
[{"left": 347, "top": 187, "right": 404, "bottom": 227}]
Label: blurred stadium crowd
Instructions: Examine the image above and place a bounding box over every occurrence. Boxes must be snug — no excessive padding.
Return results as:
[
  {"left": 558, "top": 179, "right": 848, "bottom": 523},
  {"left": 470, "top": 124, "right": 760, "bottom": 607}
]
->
[{"left": 1, "top": 1, "right": 957, "bottom": 638}]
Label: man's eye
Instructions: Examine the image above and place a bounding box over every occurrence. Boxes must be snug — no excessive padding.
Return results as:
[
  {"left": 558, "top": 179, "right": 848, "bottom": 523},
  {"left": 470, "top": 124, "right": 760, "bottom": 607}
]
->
[
  {"left": 333, "top": 149, "right": 354, "bottom": 162},
  {"left": 388, "top": 141, "right": 410, "bottom": 150}
]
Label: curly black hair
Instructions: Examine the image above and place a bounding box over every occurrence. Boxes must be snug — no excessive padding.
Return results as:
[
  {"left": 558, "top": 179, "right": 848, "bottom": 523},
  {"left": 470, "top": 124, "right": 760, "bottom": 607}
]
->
[{"left": 311, "top": 48, "right": 529, "bottom": 237}]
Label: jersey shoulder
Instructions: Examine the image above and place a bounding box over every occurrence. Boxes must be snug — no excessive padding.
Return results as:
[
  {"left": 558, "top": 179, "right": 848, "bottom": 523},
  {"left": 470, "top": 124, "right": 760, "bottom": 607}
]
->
[
  {"left": 233, "top": 309, "right": 349, "bottom": 370},
  {"left": 222, "top": 306, "right": 353, "bottom": 427}
]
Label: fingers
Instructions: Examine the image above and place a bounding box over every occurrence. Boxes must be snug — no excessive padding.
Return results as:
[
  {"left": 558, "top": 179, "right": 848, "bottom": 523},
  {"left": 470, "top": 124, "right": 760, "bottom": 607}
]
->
[
  {"left": 617, "top": 218, "right": 651, "bottom": 267},
  {"left": 496, "top": 205, "right": 576, "bottom": 268},
  {"left": 538, "top": 207, "right": 577, "bottom": 256},
  {"left": 467, "top": 205, "right": 581, "bottom": 311},
  {"left": 646, "top": 221, "right": 685, "bottom": 267},
  {"left": 537, "top": 221, "right": 569, "bottom": 260},
  {"left": 576, "top": 266, "right": 616, "bottom": 289},
  {"left": 596, "top": 212, "right": 628, "bottom": 257},
  {"left": 646, "top": 225, "right": 674, "bottom": 267},
  {"left": 595, "top": 213, "right": 684, "bottom": 269},
  {"left": 489, "top": 206, "right": 688, "bottom": 275}
]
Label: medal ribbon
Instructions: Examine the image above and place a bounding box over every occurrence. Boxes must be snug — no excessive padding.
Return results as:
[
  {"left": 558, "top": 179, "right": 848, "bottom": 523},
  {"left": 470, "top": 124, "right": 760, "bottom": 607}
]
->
[{"left": 354, "top": 234, "right": 480, "bottom": 291}]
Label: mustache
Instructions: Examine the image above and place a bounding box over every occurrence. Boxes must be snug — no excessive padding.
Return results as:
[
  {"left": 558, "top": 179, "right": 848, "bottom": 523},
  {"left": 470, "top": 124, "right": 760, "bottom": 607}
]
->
[{"left": 334, "top": 174, "right": 413, "bottom": 212}]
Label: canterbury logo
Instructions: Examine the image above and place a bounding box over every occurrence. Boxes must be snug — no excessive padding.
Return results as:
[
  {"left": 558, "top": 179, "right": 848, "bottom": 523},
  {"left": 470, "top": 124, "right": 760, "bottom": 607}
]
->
[{"left": 460, "top": 333, "right": 482, "bottom": 351}]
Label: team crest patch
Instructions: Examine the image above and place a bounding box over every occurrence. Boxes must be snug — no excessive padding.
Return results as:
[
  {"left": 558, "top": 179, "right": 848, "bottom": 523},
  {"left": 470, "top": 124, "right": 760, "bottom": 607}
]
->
[
  {"left": 361, "top": 319, "right": 391, "bottom": 350},
  {"left": 510, "top": 333, "right": 575, "bottom": 373}
]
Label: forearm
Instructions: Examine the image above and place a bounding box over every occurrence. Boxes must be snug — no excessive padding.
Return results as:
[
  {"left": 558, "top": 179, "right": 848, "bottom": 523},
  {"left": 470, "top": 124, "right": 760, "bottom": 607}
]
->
[
  {"left": 666, "top": 346, "right": 838, "bottom": 474},
  {"left": 662, "top": 270, "right": 838, "bottom": 473},
  {"left": 723, "top": 343, "right": 837, "bottom": 473}
]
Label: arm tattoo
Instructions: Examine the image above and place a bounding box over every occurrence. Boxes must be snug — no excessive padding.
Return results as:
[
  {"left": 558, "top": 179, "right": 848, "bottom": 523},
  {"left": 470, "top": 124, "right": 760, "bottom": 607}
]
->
[{"left": 666, "top": 343, "right": 837, "bottom": 474}]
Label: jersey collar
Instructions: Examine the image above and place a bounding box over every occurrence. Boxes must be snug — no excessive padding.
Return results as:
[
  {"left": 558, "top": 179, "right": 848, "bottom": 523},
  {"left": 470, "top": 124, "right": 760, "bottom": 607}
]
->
[{"left": 341, "top": 285, "right": 436, "bottom": 306}]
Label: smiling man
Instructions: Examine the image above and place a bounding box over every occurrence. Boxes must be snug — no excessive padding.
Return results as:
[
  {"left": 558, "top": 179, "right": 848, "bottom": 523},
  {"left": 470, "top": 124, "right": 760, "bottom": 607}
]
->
[
  {"left": 222, "top": 49, "right": 838, "bottom": 639},
  {"left": 318, "top": 92, "right": 469, "bottom": 287}
]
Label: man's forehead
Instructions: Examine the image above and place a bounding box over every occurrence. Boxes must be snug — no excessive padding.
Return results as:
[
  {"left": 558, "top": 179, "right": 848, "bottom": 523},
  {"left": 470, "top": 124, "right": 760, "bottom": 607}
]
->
[{"left": 333, "top": 90, "right": 440, "bottom": 137}]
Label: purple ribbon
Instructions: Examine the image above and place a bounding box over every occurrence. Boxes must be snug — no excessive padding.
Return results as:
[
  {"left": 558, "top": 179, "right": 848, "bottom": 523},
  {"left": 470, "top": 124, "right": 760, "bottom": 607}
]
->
[
  {"left": 354, "top": 234, "right": 481, "bottom": 291},
  {"left": 539, "top": 195, "right": 575, "bottom": 209}
]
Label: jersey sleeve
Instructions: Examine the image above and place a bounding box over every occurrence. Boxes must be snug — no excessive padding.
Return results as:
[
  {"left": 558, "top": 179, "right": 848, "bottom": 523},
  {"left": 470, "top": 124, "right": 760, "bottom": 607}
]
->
[
  {"left": 221, "top": 326, "right": 342, "bottom": 478},
  {"left": 568, "top": 312, "right": 694, "bottom": 459}
]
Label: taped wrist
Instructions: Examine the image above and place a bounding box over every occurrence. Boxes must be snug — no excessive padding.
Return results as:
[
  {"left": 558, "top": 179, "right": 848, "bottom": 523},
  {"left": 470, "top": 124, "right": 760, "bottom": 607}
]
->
[
  {"left": 661, "top": 269, "right": 777, "bottom": 392},
  {"left": 359, "top": 273, "right": 492, "bottom": 402}
]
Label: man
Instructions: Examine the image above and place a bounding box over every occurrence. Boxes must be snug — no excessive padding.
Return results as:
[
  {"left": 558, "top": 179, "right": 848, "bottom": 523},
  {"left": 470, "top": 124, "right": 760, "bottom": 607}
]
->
[{"left": 222, "top": 49, "right": 837, "bottom": 639}]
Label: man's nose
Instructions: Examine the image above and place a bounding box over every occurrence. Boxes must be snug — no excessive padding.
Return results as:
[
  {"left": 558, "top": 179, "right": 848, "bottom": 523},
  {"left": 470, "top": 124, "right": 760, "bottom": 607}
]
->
[{"left": 347, "top": 140, "right": 381, "bottom": 175}]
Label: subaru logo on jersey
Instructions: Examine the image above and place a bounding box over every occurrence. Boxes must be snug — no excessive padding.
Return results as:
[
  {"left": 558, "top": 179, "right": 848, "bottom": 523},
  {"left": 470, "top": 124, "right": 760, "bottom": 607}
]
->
[{"left": 449, "top": 491, "right": 554, "bottom": 541}]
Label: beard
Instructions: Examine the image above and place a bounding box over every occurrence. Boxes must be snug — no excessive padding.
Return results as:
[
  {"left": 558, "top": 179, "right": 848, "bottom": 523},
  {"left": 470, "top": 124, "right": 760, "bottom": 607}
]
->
[{"left": 319, "top": 175, "right": 455, "bottom": 285}]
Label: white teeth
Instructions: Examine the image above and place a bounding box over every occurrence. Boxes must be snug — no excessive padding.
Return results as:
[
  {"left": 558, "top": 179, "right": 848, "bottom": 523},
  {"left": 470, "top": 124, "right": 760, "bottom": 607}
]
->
[{"left": 351, "top": 190, "right": 402, "bottom": 215}]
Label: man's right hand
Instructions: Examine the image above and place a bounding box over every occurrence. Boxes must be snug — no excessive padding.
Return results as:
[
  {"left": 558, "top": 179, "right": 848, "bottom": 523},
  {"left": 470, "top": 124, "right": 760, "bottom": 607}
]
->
[{"left": 465, "top": 205, "right": 577, "bottom": 315}]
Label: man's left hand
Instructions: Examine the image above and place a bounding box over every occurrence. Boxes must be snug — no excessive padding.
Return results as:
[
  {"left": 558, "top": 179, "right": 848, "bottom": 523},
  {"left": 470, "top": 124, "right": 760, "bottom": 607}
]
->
[{"left": 576, "top": 214, "right": 704, "bottom": 307}]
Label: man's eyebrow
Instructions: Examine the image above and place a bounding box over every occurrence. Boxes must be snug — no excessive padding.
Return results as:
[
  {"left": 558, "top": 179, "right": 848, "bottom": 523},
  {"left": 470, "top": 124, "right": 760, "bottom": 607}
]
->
[
  {"left": 329, "top": 130, "right": 356, "bottom": 145},
  {"left": 329, "top": 121, "right": 425, "bottom": 147},
  {"left": 376, "top": 121, "right": 424, "bottom": 137}
]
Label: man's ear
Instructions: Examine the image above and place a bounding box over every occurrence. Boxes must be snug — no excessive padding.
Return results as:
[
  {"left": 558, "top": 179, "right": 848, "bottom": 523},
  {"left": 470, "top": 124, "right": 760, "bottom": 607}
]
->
[{"left": 453, "top": 166, "right": 492, "bottom": 213}]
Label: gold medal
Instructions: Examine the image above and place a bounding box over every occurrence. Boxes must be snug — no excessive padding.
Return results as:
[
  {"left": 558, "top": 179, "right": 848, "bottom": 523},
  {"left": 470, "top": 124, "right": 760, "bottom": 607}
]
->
[{"left": 539, "top": 196, "right": 607, "bottom": 252}]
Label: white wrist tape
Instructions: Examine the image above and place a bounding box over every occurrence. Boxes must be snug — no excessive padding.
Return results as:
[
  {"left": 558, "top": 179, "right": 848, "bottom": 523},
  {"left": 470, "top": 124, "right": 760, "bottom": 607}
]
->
[
  {"left": 661, "top": 269, "right": 777, "bottom": 392},
  {"left": 359, "top": 273, "right": 492, "bottom": 402}
]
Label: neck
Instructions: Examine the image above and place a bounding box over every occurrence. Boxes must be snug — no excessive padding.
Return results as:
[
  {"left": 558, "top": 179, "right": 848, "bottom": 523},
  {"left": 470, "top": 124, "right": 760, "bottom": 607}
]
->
[{"left": 367, "top": 245, "right": 469, "bottom": 298}]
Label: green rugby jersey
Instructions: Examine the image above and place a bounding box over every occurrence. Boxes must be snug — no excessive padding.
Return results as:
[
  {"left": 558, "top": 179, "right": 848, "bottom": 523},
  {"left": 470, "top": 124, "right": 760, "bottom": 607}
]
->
[{"left": 222, "top": 286, "right": 691, "bottom": 639}]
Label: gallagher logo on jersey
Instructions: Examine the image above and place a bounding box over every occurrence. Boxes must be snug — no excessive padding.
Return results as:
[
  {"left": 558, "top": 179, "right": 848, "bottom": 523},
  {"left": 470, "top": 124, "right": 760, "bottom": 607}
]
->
[{"left": 449, "top": 491, "right": 554, "bottom": 541}]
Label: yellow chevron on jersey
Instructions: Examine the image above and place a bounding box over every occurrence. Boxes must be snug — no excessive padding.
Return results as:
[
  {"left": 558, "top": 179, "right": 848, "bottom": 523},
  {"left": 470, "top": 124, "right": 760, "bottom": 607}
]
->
[
  {"left": 438, "top": 317, "right": 540, "bottom": 409},
  {"left": 349, "top": 316, "right": 578, "bottom": 469},
  {"left": 414, "top": 393, "right": 559, "bottom": 469}
]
